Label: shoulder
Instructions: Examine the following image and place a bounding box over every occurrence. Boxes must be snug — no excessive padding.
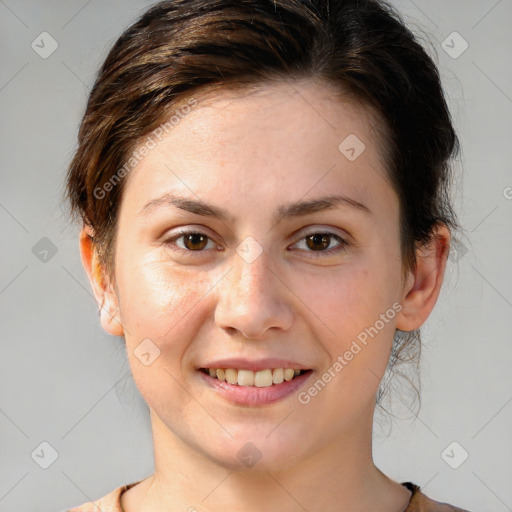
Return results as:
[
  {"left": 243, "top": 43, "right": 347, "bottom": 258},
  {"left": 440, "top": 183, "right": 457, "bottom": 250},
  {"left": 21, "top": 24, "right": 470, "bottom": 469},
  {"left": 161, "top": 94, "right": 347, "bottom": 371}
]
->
[
  {"left": 63, "top": 480, "right": 142, "bottom": 512},
  {"left": 64, "top": 479, "right": 471, "bottom": 512},
  {"left": 402, "top": 482, "right": 471, "bottom": 512}
]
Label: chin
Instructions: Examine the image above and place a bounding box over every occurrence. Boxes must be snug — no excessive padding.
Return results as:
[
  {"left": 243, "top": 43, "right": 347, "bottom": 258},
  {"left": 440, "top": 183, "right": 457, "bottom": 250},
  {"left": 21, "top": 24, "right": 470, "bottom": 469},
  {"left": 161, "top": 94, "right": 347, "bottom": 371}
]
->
[{"left": 201, "top": 430, "right": 310, "bottom": 473}]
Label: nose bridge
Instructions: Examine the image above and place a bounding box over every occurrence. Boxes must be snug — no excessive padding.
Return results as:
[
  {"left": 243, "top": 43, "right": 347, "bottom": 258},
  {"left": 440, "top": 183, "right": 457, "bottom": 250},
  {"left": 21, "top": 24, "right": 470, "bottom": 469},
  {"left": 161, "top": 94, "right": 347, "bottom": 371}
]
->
[
  {"left": 228, "top": 246, "right": 274, "bottom": 310},
  {"left": 238, "top": 240, "right": 267, "bottom": 288},
  {"left": 214, "top": 243, "right": 292, "bottom": 338}
]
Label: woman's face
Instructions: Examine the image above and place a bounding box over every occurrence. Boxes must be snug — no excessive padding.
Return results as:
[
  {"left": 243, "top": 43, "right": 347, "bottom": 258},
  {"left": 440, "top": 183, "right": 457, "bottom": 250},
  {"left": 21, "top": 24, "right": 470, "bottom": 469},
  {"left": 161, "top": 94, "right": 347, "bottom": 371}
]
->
[{"left": 108, "top": 80, "right": 411, "bottom": 470}]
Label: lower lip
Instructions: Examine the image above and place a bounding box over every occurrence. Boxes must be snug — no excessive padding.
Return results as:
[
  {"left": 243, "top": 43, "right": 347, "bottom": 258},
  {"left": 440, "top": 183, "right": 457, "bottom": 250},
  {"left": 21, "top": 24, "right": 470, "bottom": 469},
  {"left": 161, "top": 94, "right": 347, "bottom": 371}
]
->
[{"left": 197, "top": 370, "right": 314, "bottom": 406}]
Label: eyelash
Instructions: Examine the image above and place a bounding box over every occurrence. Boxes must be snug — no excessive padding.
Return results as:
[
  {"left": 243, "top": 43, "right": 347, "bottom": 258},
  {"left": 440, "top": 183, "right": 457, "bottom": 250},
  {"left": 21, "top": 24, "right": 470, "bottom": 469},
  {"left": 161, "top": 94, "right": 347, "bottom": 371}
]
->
[{"left": 163, "top": 229, "right": 348, "bottom": 258}]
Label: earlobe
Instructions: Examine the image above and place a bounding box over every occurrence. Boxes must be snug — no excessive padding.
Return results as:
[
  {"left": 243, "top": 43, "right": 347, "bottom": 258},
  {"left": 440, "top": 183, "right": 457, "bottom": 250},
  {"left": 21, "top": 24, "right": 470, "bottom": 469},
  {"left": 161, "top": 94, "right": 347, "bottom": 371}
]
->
[
  {"left": 98, "top": 296, "right": 125, "bottom": 337},
  {"left": 79, "top": 225, "right": 124, "bottom": 336},
  {"left": 396, "top": 223, "right": 451, "bottom": 332}
]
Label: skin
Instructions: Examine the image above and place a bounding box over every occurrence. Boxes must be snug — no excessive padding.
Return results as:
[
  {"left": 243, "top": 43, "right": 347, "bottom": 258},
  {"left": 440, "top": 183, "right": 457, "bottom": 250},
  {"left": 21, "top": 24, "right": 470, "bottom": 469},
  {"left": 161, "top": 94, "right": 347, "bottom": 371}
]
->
[{"left": 80, "top": 79, "right": 450, "bottom": 512}]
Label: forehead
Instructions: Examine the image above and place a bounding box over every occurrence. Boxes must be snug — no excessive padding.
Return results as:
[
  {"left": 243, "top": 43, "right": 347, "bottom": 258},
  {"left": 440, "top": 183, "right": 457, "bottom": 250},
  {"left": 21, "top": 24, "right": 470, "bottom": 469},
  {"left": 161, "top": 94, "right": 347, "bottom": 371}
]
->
[
  {"left": 122, "top": 79, "right": 394, "bottom": 218},
  {"left": 172, "top": 80, "right": 384, "bottom": 156}
]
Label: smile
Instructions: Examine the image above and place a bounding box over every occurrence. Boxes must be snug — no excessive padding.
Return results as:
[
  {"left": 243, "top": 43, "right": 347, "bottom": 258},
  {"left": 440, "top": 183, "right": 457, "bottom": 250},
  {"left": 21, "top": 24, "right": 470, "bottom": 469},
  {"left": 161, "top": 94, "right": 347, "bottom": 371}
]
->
[{"left": 197, "top": 367, "right": 314, "bottom": 406}]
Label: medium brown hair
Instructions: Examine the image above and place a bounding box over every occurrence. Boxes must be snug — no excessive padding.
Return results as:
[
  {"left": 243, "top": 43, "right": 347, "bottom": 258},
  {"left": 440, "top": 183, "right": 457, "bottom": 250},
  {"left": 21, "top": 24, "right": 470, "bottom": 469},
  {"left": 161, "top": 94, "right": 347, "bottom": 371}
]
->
[{"left": 65, "top": 0, "right": 460, "bottom": 409}]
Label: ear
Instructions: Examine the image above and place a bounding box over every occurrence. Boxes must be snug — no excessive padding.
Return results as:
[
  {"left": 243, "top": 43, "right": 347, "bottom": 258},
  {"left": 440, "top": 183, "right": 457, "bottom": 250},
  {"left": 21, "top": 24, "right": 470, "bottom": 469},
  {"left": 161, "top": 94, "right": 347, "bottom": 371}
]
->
[
  {"left": 79, "top": 224, "right": 124, "bottom": 336},
  {"left": 396, "top": 223, "right": 451, "bottom": 331}
]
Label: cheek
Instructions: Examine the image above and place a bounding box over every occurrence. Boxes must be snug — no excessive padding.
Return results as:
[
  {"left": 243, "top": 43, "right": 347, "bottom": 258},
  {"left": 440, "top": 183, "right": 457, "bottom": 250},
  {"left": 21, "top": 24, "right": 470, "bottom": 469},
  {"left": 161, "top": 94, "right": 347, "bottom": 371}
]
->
[
  {"left": 296, "top": 261, "right": 395, "bottom": 337},
  {"left": 116, "top": 252, "right": 214, "bottom": 344},
  {"left": 116, "top": 256, "right": 216, "bottom": 403},
  {"left": 292, "top": 257, "right": 399, "bottom": 390}
]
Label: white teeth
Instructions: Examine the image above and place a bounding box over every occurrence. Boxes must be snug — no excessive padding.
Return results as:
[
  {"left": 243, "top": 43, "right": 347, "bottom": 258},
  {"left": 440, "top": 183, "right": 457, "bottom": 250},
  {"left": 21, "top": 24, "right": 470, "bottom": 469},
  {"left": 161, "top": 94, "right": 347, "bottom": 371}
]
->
[
  {"left": 272, "top": 368, "right": 284, "bottom": 384},
  {"left": 224, "top": 368, "right": 238, "bottom": 385},
  {"left": 254, "top": 369, "right": 273, "bottom": 387},
  {"left": 237, "top": 369, "right": 254, "bottom": 386},
  {"left": 204, "top": 367, "right": 306, "bottom": 387},
  {"left": 284, "top": 368, "right": 295, "bottom": 381}
]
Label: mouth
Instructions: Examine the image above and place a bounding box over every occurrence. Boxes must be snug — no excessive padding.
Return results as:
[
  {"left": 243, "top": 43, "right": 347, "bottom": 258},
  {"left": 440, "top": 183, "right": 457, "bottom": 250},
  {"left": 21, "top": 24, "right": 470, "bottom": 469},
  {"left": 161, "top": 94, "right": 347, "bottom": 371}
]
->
[
  {"left": 197, "top": 367, "right": 314, "bottom": 406},
  {"left": 199, "top": 367, "right": 310, "bottom": 387}
]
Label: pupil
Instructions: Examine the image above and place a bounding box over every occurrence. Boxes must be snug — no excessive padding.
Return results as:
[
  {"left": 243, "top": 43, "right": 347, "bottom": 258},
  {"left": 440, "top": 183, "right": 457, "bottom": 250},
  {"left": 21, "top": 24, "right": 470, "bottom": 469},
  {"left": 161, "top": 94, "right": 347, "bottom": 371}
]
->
[
  {"left": 186, "top": 233, "right": 207, "bottom": 250},
  {"left": 307, "top": 234, "right": 329, "bottom": 251}
]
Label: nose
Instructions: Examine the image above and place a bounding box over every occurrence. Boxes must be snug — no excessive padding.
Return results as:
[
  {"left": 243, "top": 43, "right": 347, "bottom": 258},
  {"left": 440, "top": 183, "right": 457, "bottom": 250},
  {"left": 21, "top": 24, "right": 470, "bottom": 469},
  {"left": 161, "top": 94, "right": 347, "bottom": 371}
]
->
[{"left": 214, "top": 246, "right": 293, "bottom": 340}]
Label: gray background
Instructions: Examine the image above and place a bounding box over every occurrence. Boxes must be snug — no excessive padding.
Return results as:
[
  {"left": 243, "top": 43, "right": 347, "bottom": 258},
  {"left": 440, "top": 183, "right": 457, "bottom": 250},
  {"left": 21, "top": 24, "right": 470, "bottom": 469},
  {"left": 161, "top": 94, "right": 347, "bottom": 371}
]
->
[{"left": 1, "top": 1, "right": 511, "bottom": 510}]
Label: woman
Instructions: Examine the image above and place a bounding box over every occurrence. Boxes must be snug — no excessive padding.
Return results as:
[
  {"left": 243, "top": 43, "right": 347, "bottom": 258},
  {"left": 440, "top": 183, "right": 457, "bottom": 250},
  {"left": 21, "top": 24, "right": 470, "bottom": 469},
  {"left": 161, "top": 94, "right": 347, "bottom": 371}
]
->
[{"left": 64, "top": 0, "right": 470, "bottom": 510}]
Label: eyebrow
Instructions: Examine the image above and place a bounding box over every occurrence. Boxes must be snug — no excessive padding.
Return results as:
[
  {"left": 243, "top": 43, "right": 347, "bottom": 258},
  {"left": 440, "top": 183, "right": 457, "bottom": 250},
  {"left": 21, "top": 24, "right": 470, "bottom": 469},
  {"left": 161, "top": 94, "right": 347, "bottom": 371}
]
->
[{"left": 139, "top": 192, "right": 372, "bottom": 223}]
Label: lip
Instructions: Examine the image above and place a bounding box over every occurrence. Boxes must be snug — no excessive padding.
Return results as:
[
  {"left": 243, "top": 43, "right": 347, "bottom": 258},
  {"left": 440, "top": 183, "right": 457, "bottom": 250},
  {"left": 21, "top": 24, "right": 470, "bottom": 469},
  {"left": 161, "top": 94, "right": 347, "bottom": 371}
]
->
[
  {"left": 197, "top": 358, "right": 311, "bottom": 372},
  {"left": 197, "top": 368, "right": 314, "bottom": 406}
]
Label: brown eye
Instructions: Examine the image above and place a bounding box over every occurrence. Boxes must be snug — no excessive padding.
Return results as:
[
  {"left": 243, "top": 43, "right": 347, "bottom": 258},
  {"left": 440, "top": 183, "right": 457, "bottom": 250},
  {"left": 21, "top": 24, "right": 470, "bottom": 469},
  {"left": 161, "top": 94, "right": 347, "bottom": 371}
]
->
[
  {"left": 305, "top": 233, "right": 332, "bottom": 251},
  {"left": 291, "top": 231, "right": 348, "bottom": 257},
  {"left": 183, "top": 232, "right": 209, "bottom": 251},
  {"left": 164, "top": 230, "right": 217, "bottom": 253}
]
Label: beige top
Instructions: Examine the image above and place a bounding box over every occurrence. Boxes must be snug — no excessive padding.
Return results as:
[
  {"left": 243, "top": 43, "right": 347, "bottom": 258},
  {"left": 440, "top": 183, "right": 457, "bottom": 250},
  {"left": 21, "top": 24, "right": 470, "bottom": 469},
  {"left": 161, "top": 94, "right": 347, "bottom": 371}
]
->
[{"left": 64, "top": 480, "right": 470, "bottom": 511}]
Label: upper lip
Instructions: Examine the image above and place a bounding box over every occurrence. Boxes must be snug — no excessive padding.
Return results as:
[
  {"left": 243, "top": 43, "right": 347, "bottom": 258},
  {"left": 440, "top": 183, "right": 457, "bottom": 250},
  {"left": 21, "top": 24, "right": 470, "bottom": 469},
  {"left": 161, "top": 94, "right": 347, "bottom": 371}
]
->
[{"left": 198, "top": 358, "right": 311, "bottom": 372}]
